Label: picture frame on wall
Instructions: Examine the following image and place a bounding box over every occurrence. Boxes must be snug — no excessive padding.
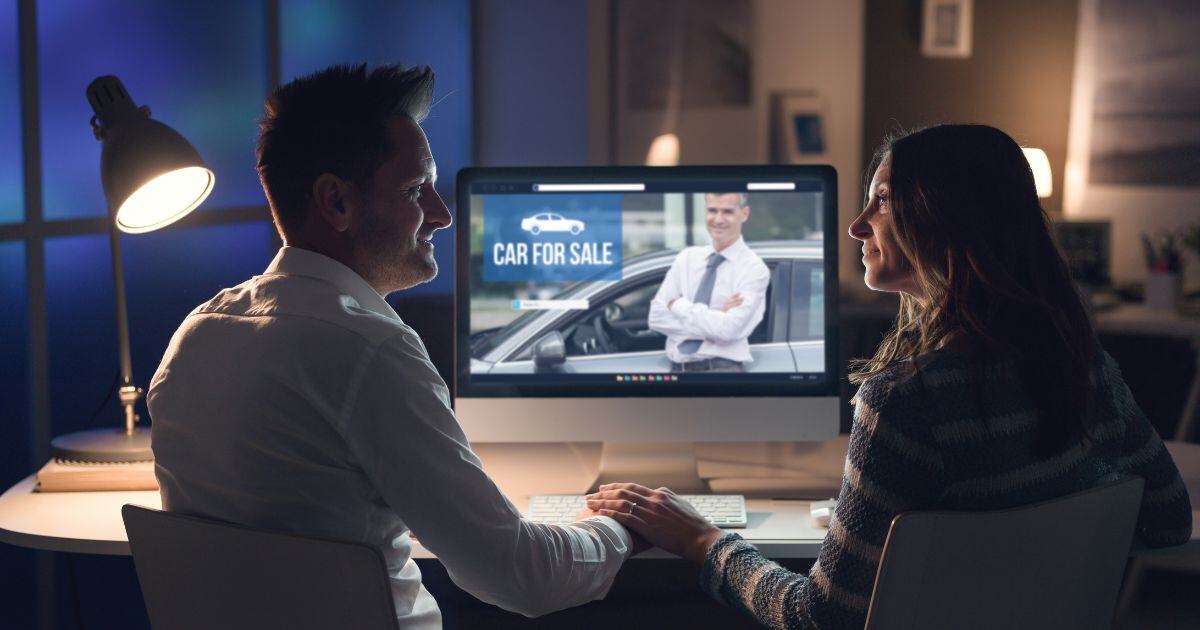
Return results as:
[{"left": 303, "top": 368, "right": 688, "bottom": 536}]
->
[
  {"left": 921, "top": 0, "right": 973, "bottom": 58},
  {"left": 771, "top": 91, "right": 827, "bottom": 164}
]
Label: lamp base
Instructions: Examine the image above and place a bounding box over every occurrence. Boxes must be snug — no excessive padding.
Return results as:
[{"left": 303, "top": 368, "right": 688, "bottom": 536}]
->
[{"left": 50, "top": 427, "right": 153, "bottom": 463}]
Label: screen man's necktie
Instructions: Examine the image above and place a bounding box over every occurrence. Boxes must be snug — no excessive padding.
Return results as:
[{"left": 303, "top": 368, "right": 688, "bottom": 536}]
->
[{"left": 677, "top": 253, "right": 726, "bottom": 354}]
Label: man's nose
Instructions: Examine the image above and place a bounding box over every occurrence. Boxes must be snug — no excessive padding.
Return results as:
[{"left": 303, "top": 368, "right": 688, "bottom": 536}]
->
[{"left": 426, "top": 187, "right": 453, "bottom": 229}]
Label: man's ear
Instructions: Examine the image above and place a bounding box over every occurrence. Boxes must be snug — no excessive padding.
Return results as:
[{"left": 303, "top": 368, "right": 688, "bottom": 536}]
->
[{"left": 312, "top": 173, "right": 354, "bottom": 233}]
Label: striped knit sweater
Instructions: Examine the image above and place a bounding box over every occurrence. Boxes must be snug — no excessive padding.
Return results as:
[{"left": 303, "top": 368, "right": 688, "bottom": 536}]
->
[{"left": 700, "top": 346, "right": 1192, "bottom": 629}]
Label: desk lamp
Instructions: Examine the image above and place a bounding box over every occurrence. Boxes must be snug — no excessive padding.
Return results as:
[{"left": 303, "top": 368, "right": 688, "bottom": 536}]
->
[{"left": 48, "top": 76, "right": 214, "bottom": 463}]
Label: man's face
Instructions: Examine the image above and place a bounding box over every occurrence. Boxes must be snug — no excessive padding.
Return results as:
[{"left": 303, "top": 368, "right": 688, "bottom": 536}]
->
[
  {"left": 350, "top": 117, "right": 453, "bottom": 294},
  {"left": 704, "top": 193, "right": 749, "bottom": 249}
]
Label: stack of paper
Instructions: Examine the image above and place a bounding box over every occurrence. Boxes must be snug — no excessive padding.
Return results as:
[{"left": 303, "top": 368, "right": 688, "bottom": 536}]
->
[{"left": 35, "top": 458, "right": 158, "bottom": 492}]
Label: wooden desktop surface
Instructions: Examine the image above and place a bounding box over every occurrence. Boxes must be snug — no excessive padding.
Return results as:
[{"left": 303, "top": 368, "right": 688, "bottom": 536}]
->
[{"left": 0, "top": 437, "right": 852, "bottom": 558}]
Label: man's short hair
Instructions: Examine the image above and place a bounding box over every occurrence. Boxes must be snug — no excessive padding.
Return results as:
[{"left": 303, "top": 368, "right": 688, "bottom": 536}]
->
[
  {"left": 256, "top": 63, "right": 435, "bottom": 238},
  {"left": 706, "top": 192, "right": 749, "bottom": 207}
]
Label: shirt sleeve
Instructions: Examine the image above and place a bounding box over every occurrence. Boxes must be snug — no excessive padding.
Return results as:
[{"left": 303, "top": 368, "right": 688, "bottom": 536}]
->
[
  {"left": 668, "top": 260, "right": 769, "bottom": 343},
  {"left": 700, "top": 375, "right": 945, "bottom": 629},
  {"left": 334, "top": 329, "right": 631, "bottom": 617},
  {"left": 648, "top": 252, "right": 693, "bottom": 337},
  {"left": 1105, "top": 353, "right": 1193, "bottom": 547}
]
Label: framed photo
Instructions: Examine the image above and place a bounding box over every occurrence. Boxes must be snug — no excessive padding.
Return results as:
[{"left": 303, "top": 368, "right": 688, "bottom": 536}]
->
[
  {"left": 771, "top": 91, "right": 827, "bottom": 164},
  {"left": 1053, "top": 219, "right": 1112, "bottom": 288},
  {"left": 921, "top": 0, "right": 973, "bottom": 58}
]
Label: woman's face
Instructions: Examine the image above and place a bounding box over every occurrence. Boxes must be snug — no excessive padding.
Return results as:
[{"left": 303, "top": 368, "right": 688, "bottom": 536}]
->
[{"left": 848, "top": 157, "right": 923, "bottom": 298}]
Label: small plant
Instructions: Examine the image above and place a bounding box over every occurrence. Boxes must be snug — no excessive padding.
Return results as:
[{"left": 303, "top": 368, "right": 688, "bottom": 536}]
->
[{"left": 1143, "top": 232, "right": 1183, "bottom": 274}]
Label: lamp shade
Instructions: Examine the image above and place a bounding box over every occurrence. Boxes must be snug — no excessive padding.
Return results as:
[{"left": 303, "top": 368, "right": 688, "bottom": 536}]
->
[
  {"left": 87, "top": 76, "right": 214, "bottom": 233},
  {"left": 1021, "top": 147, "right": 1053, "bottom": 199}
]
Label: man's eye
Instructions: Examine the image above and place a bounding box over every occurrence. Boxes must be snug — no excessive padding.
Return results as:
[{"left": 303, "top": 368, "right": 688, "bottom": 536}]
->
[{"left": 408, "top": 185, "right": 423, "bottom": 199}]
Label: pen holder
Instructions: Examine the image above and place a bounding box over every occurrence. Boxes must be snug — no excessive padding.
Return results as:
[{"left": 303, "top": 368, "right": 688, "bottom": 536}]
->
[{"left": 1145, "top": 271, "right": 1182, "bottom": 312}]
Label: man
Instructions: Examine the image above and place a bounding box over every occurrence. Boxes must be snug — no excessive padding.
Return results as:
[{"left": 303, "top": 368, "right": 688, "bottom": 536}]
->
[
  {"left": 148, "top": 64, "right": 631, "bottom": 627},
  {"left": 647, "top": 192, "right": 770, "bottom": 372}
]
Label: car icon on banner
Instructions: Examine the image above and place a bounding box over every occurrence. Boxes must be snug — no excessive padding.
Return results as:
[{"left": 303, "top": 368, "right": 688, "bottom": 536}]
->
[{"left": 521, "top": 213, "right": 586, "bottom": 236}]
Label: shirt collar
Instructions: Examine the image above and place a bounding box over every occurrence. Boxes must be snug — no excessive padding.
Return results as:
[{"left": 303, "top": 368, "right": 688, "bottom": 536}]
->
[
  {"left": 706, "top": 236, "right": 750, "bottom": 262},
  {"left": 264, "top": 246, "right": 400, "bottom": 321}
]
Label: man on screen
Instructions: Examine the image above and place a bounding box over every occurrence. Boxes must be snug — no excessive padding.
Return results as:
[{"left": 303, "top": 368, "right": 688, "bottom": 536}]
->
[{"left": 648, "top": 192, "right": 770, "bottom": 372}]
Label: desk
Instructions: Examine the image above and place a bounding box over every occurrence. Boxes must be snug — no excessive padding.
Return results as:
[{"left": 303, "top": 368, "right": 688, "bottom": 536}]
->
[
  {"left": 0, "top": 440, "right": 849, "bottom": 559},
  {"left": 1096, "top": 303, "right": 1200, "bottom": 439},
  {"left": 4, "top": 437, "right": 1197, "bottom": 558}
]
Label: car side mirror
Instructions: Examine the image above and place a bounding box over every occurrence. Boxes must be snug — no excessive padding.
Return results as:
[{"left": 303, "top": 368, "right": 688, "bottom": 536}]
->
[{"left": 532, "top": 332, "right": 567, "bottom": 371}]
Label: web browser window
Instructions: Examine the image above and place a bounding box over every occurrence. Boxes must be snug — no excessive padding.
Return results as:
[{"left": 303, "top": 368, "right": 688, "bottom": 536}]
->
[{"left": 462, "top": 171, "right": 833, "bottom": 392}]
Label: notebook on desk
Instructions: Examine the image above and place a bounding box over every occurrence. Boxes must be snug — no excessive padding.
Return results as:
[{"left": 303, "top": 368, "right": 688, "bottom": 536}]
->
[{"left": 35, "top": 458, "right": 158, "bottom": 492}]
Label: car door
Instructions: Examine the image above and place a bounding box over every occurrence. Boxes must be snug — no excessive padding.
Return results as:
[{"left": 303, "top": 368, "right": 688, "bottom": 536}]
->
[{"left": 787, "top": 260, "right": 826, "bottom": 372}]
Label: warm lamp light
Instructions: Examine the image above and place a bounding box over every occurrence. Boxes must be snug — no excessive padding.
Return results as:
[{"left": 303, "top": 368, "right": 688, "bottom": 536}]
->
[
  {"left": 1022, "top": 147, "right": 1052, "bottom": 199},
  {"left": 645, "top": 133, "right": 680, "bottom": 167},
  {"left": 48, "top": 76, "right": 214, "bottom": 463}
]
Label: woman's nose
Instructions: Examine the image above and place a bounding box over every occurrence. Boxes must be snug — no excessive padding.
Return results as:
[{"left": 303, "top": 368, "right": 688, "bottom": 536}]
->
[{"left": 848, "top": 211, "right": 872, "bottom": 241}]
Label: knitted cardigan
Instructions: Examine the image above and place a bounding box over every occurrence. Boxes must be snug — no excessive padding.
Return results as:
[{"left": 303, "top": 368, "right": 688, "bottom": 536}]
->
[{"left": 700, "top": 348, "right": 1192, "bottom": 629}]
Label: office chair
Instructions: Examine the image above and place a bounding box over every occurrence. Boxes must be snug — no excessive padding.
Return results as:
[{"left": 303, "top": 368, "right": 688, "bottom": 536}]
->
[
  {"left": 864, "top": 477, "right": 1144, "bottom": 630},
  {"left": 1118, "top": 440, "right": 1200, "bottom": 612},
  {"left": 122, "top": 505, "right": 399, "bottom": 630}
]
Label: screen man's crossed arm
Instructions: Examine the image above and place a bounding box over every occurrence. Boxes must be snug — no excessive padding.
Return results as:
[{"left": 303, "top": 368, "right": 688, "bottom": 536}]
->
[{"left": 647, "top": 252, "right": 770, "bottom": 344}]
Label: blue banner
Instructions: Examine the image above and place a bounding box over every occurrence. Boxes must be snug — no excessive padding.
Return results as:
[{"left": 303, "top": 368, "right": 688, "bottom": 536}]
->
[{"left": 482, "top": 194, "right": 623, "bottom": 282}]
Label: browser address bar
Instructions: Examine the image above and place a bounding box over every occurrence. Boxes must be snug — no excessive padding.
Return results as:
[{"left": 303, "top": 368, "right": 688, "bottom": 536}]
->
[{"left": 532, "top": 183, "right": 646, "bottom": 192}]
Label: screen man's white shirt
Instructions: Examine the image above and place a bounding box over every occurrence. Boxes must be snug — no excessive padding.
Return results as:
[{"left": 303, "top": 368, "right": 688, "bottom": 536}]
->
[
  {"left": 148, "top": 246, "right": 631, "bottom": 627},
  {"left": 647, "top": 237, "right": 770, "bottom": 364}
]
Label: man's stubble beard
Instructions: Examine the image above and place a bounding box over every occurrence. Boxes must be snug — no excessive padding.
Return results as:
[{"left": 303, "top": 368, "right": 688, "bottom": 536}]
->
[{"left": 358, "top": 208, "right": 438, "bottom": 294}]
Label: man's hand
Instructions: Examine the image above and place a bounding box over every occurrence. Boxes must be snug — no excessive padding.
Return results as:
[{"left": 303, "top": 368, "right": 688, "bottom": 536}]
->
[
  {"left": 575, "top": 505, "right": 652, "bottom": 554},
  {"left": 585, "top": 483, "right": 725, "bottom": 563},
  {"left": 719, "top": 293, "right": 743, "bottom": 312}
]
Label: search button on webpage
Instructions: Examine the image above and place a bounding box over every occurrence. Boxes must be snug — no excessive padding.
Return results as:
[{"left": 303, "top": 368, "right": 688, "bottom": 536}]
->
[{"left": 512, "top": 299, "right": 590, "bottom": 311}]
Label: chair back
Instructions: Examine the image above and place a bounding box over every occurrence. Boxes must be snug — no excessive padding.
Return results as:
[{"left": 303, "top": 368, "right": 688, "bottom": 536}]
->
[
  {"left": 122, "top": 504, "right": 399, "bottom": 630},
  {"left": 865, "top": 476, "right": 1144, "bottom": 630}
]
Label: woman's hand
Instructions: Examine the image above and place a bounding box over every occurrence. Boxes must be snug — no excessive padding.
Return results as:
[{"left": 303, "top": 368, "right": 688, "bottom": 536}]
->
[{"left": 585, "top": 483, "right": 725, "bottom": 563}]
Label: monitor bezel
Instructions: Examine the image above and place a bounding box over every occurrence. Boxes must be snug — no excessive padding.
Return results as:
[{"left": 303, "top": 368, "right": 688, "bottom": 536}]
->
[{"left": 455, "top": 164, "right": 839, "bottom": 399}]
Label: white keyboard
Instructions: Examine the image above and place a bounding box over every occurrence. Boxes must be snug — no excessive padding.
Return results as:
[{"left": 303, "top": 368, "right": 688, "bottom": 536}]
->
[{"left": 527, "top": 494, "right": 747, "bottom": 528}]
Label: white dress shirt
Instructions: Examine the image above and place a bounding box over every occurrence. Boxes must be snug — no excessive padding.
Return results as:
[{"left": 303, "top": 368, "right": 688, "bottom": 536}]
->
[
  {"left": 148, "top": 246, "right": 631, "bottom": 627},
  {"left": 647, "top": 237, "right": 770, "bottom": 364}
]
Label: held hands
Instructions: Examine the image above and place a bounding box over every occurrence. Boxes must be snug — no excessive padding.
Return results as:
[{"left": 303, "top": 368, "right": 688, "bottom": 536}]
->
[{"left": 585, "top": 483, "right": 725, "bottom": 563}]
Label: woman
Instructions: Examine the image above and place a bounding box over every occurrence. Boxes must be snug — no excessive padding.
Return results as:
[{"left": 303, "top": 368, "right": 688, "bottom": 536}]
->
[{"left": 586, "top": 124, "right": 1192, "bottom": 629}]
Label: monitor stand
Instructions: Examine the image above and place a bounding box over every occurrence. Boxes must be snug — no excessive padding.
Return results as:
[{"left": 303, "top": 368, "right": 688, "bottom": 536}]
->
[{"left": 588, "top": 442, "right": 707, "bottom": 494}]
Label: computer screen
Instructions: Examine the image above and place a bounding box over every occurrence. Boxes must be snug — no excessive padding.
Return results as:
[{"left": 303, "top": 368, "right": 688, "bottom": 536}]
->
[{"left": 455, "top": 165, "right": 839, "bottom": 444}]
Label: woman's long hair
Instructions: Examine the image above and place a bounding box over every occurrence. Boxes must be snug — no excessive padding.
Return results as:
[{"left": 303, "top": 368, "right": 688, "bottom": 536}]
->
[{"left": 848, "top": 125, "right": 1098, "bottom": 447}]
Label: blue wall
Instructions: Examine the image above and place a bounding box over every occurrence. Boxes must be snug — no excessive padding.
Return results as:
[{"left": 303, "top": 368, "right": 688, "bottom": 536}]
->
[
  {"left": 475, "top": 0, "right": 590, "bottom": 167},
  {"left": 2, "top": 2, "right": 471, "bottom": 627}
]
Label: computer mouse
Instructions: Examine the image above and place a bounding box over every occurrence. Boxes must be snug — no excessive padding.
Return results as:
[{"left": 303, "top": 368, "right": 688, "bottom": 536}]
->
[{"left": 810, "top": 499, "right": 836, "bottom": 528}]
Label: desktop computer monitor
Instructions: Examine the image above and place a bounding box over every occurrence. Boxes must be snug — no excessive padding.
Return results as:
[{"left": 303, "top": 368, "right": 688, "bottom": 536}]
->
[{"left": 455, "top": 165, "right": 839, "bottom": 490}]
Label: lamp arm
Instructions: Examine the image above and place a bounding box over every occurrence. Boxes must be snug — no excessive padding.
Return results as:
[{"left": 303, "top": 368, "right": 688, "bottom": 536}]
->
[{"left": 107, "top": 213, "right": 143, "bottom": 435}]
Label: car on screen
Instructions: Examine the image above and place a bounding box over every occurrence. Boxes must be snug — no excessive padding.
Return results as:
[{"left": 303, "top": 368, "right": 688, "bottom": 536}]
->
[
  {"left": 521, "top": 213, "right": 586, "bottom": 235},
  {"left": 469, "top": 241, "right": 826, "bottom": 374}
]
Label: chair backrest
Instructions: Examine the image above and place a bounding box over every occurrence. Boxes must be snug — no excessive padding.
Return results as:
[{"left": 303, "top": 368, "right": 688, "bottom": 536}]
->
[
  {"left": 865, "top": 476, "right": 1144, "bottom": 630},
  {"left": 122, "top": 505, "right": 399, "bottom": 630}
]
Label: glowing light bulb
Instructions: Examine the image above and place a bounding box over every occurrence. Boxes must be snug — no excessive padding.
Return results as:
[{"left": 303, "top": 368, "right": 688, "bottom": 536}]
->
[
  {"left": 645, "top": 133, "right": 680, "bottom": 167},
  {"left": 115, "top": 166, "right": 215, "bottom": 234},
  {"left": 1022, "top": 148, "right": 1052, "bottom": 199}
]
